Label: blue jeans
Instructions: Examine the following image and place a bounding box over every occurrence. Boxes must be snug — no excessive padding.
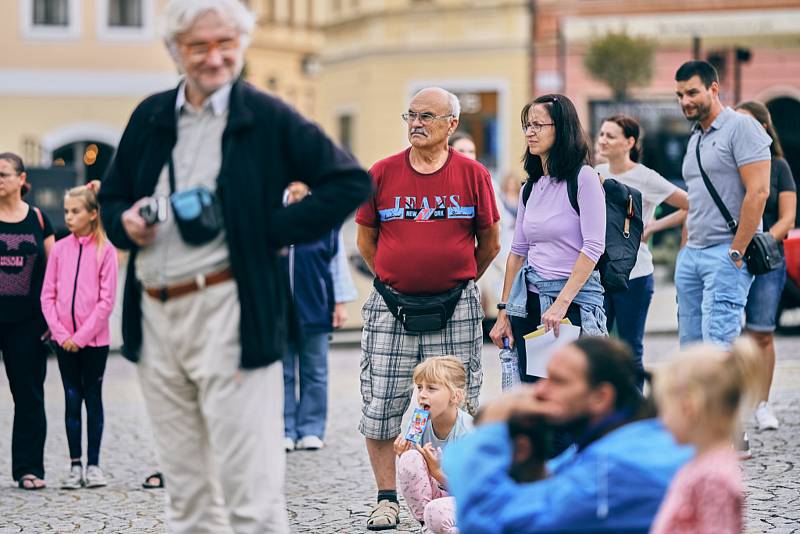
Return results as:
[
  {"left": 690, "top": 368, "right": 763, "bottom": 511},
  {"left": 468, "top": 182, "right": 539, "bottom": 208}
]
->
[
  {"left": 745, "top": 259, "right": 787, "bottom": 333},
  {"left": 283, "top": 332, "right": 329, "bottom": 440},
  {"left": 675, "top": 243, "right": 754, "bottom": 347},
  {"left": 604, "top": 274, "right": 653, "bottom": 392}
]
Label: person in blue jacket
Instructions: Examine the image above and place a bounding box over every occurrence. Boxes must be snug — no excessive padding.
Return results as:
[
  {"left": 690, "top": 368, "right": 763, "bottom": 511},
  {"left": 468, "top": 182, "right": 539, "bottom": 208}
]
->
[
  {"left": 283, "top": 182, "right": 357, "bottom": 452},
  {"left": 443, "top": 337, "right": 693, "bottom": 534}
]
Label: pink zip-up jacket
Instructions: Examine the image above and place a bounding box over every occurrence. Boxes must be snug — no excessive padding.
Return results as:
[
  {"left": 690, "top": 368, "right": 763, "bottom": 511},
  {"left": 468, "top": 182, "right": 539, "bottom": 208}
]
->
[{"left": 41, "top": 234, "right": 118, "bottom": 348}]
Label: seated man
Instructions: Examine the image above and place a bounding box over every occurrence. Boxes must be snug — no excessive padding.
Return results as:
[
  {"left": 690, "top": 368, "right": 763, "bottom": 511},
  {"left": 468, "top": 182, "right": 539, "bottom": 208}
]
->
[{"left": 443, "top": 337, "right": 693, "bottom": 534}]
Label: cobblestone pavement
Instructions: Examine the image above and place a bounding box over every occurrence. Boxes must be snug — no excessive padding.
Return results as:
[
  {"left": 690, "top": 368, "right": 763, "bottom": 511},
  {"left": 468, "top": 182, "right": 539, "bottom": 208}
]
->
[{"left": 0, "top": 334, "right": 798, "bottom": 533}]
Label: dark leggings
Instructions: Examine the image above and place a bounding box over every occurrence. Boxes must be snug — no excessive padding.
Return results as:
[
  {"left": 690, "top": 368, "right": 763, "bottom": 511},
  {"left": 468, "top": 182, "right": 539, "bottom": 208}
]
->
[
  {"left": 56, "top": 345, "right": 109, "bottom": 466},
  {"left": 0, "top": 316, "right": 48, "bottom": 481},
  {"left": 509, "top": 290, "right": 583, "bottom": 383}
]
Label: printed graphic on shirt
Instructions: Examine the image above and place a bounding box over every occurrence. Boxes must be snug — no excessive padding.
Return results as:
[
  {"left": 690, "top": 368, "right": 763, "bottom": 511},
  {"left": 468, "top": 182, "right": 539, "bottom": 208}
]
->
[
  {"left": 0, "top": 233, "right": 37, "bottom": 296},
  {"left": 378, "top": 195, "right": 475, "bottom": 222}
]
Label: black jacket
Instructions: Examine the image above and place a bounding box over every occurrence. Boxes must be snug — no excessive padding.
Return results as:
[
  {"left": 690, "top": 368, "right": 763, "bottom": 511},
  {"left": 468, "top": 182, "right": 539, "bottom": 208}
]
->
[{"left": 99, "top": 79, "right": 371, "bottom": 369}]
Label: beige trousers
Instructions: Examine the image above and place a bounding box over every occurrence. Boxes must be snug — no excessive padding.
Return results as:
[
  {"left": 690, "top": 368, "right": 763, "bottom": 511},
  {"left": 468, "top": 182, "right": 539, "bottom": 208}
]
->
[{"left": 138, "top": 279, "right": 288, "bottom": 534}]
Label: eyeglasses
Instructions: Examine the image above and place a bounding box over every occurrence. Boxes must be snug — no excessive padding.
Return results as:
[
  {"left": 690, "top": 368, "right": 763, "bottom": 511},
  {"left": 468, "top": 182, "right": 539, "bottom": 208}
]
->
[
  {"left": 402, "top": 112, "right": 454, "bottom": 125},
  {"left": 522, "top": 122, "right": 555, "bottom": 134},
  {"left": 180, "top": 37, "right": 240, "bottom": 61},
  {"left": 0, "top": 172, "right": 20, "bottom": 180}
]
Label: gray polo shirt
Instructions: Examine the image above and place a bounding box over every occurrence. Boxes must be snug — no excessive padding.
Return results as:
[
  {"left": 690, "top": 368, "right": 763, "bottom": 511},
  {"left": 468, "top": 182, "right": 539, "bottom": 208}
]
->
[
  {"left": 682, "top": 106, "right": 771, "bottom": 248},
  {"left": 136, "top": 82, "right": 231, "bottom": 287}
]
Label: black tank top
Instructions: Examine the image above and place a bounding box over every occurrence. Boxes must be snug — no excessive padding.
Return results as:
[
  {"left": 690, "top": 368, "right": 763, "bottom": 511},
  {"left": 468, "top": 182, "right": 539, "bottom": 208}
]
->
[{"left": 0, "top": 205, "right": 54, "bottom": 323}]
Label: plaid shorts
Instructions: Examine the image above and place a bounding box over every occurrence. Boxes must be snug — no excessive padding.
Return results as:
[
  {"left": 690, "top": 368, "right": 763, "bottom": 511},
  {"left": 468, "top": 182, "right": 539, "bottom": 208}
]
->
[{"left": 358, "top": 280, "right": 484, "bottom": 440}]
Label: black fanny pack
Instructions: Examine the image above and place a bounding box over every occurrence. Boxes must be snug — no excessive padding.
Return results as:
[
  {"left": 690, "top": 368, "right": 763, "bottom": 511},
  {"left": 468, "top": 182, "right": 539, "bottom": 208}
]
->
[
  {"left": 373, "top": 278, "right": 467, "bottom": 332},
  {"left": 168, "top": 158, "right": 223, "bottom": 246}
]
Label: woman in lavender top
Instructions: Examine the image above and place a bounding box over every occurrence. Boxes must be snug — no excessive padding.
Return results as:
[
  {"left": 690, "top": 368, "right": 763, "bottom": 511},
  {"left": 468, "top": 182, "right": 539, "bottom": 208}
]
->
[{"left": 490, "top": 94, "right": 606, "bottom": 382}]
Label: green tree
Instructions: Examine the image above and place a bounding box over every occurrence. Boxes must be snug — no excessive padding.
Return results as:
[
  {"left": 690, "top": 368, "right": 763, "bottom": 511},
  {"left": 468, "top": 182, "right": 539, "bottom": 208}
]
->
[{"left": 583, "top": 32, "right": 656, "bottom": 101}]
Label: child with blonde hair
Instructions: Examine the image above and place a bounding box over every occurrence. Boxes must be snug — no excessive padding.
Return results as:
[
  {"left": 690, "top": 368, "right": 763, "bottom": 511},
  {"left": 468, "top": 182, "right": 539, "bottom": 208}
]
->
[
  {"left": 393, "top": 356, "right": 473, "bottom": 534},
  {"left": 41, "top": 180, "right": 118, "bottom": 489},
  {"left": 651, "top": 338, "right": 764, "bottom": 534}
]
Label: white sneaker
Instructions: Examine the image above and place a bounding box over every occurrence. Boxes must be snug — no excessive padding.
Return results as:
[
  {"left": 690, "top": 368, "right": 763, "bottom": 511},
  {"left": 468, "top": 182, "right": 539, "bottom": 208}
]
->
[
  {"left": 755, "top": 401, "right": 779, "bottom": 431},
  {"left": 296, "top": 436, "right": 324, "bottom": 450},
  {"left": 284, "top": 437, "right": 295, "bottom": 452},
  {"left": 735, "top": 432, "right": 752, "bottom": 461},
  {"left": 84, "top": 465, "right": 107, "bottom": 488},
  {"left": 60, "top": 465, "right": 84, "bottom": 490}
]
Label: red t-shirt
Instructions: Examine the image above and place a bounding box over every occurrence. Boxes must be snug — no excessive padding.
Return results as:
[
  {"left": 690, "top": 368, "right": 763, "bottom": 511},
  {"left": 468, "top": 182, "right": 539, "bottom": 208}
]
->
[{"left": 356, "top": 147, "right": 499, "bottom": 294}]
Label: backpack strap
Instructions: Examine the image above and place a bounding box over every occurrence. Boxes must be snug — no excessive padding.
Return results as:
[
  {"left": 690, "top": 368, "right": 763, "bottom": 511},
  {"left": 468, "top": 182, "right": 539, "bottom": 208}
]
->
[
  {"left": 33, "top": 206, "right": 44, "bottom": 231},
  {"left": 522, "top": 180, "right": 533, "bottom": 206},
  {"left": 567, "top": 173, "right": 580, "bottom": 215}
]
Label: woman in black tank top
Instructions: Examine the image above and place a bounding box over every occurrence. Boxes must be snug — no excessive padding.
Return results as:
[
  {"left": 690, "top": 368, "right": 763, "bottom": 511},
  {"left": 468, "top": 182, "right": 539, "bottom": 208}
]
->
[{"left": 0, "top": 152, "right": 55, "bottom": 489}]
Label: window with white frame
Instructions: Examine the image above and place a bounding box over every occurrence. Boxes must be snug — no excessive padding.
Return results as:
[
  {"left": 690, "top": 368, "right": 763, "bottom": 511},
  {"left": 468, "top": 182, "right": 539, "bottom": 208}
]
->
[
  {"left": 22, "top": 0, "right": 80, "bottom": 40},
  {"left": 97, "top": 0, "right": 153, "bottom": 41},
  {"left": 33, "top": 0, "right": 68, "bottom": 26},
  {"left": 108, "top": 0, "right": 143, "bottom": 27}
]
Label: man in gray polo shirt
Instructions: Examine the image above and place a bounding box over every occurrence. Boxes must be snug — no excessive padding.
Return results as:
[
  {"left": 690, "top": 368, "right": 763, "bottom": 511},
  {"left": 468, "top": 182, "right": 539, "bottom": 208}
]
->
[{"left": 674, "top": 60, "right": 771, "bottom": 350}]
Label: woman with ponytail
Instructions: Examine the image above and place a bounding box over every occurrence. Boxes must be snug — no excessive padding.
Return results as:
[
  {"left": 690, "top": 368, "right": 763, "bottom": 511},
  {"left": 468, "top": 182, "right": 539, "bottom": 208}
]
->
[
  {"left": 595, "top": 115, "right": 689, "bottom": 391},
  {"left": 651, "top": 338, "right": 764, "bottom": 533},
  {"left": 41, "top": 180, "right": 118, "bottom": 489}
]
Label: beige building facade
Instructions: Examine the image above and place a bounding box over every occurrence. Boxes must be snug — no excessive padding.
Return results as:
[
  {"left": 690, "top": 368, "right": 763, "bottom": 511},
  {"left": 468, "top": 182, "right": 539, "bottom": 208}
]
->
[
  {"left": 0, "top": 0, "right": 322, "bottom": 180},
  {"left": 317, "top": 0, "right": 531, "bottom": 179}
]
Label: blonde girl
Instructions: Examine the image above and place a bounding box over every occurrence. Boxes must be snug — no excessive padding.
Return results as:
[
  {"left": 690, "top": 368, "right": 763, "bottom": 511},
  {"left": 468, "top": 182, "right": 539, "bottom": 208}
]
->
[
  {"left": 41, "top": 181, "right": 118, "bottom": 490},
  {"left": 651, "top": 338, "right": 764, "bottom": 534},
  {"left": 392, "top": 356, "right": 473, "bottom": 534}
]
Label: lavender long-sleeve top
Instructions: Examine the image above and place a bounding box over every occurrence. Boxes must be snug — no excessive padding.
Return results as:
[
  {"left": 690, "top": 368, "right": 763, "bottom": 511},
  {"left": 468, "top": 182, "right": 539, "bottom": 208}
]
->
[{"left": 511, "top": 165, "right": 606, "bottom": 286}]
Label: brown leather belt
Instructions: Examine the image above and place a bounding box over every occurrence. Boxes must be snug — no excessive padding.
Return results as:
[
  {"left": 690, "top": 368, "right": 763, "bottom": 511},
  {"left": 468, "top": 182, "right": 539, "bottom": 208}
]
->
[{"left": 144, "top": 267, "right": 234, "bottom": 303}]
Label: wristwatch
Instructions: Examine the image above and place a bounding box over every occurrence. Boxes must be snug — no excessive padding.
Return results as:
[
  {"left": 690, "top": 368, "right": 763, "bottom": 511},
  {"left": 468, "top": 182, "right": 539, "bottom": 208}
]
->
[
  {"left": 728, "top": 249, "right": 743, "bottom": 262},
  {"left": 496, "top": 302, "right": 507, "bottom": 311}
]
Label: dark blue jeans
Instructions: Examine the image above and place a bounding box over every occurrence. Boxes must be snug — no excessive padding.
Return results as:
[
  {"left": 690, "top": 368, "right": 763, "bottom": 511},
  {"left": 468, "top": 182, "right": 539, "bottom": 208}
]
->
[
  {"left": 283, "top": 332, "right": 329, "bottom": 440},
  {"left": 56, "top": 345, "right": 109, "bottom": 466},
  {"left": 603, "top": 274, "right": 653, "bottom": 392}
]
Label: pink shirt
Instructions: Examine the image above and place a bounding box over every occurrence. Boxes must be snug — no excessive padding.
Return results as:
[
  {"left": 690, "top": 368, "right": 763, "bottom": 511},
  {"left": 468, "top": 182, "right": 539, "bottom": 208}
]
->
[
  {"left": 651, "top": 446, "right": 743, "bottom": 534},
  {"left": 511, "top": 165, "right": 606, "bottom": 284},
  {"left": 41, "top": 234, "right": 118, "bottom": 348}
]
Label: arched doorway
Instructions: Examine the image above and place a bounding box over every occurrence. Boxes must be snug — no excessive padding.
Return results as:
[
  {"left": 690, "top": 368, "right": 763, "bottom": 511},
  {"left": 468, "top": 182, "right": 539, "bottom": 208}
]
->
[{"left": 52, "top": 141, "right": 115, "bottom": 184}]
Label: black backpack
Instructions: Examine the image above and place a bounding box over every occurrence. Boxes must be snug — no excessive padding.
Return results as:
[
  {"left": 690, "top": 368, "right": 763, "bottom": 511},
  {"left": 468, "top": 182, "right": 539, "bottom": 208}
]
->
[{"left": 522, "top": 172, "right": 643, "bottom": 293}]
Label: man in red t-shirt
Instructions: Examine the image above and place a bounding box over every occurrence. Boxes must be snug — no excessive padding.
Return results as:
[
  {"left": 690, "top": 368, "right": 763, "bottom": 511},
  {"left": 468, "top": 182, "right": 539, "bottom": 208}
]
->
[{"left": 356, "top": 87, "right": 500, "bottom": 531}]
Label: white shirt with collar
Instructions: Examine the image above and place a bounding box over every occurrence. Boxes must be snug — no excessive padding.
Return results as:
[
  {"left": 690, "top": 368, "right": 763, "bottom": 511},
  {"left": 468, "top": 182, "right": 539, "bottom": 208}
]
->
[{"left": 135, "top": 79, "right": 233, "bottom": 287}]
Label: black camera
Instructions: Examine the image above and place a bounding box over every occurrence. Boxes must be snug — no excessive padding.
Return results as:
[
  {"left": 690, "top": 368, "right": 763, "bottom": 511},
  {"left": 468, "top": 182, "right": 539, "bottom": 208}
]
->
[{"left": 139, "top": 197, "right": 168, "bottom": 226}]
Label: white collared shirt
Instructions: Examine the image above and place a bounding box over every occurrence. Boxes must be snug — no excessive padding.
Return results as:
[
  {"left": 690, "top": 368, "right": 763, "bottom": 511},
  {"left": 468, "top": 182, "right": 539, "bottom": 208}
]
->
[
  {"left": 135, "top": 80, "right": 233, "bottom": 287},
  {"left": 174, "top": 79, "right": 233, "bottom": 117}
]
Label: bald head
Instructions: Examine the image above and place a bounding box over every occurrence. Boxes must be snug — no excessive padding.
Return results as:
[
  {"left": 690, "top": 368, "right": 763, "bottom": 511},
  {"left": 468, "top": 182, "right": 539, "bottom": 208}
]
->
[{"left": 411, "top": 88, "right": 461, "bottom": 119}]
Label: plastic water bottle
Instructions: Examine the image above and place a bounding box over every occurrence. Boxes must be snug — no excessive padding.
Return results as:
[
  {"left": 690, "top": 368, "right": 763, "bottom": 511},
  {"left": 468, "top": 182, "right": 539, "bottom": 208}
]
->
[{"left": 499, "top": 338, "right": 521, "bottom": 391}]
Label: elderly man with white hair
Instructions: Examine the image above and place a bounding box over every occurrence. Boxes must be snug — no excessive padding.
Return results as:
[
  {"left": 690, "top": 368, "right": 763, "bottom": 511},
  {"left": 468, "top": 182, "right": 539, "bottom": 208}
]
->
[
  {"left": 98, "top": 1, "right": 371, "bottom": 532},
  {"left": 355, "top": 87, "right": 500, "bottom": 530}
]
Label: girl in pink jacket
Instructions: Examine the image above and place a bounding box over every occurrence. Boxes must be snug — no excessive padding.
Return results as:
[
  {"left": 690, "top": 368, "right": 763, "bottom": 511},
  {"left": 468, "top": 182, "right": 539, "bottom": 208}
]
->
[{"left": 41, "top": 180, "right": 117, "bottom": 490}]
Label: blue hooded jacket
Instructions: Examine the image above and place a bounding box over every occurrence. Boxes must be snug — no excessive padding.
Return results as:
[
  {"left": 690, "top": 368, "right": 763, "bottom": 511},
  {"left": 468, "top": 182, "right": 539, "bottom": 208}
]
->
[
  {"left": 443, "top": 419, "right": 692, "bottom": 533},
  {"left": 288, "top": 229, "right": 338, "bottom": 336}
]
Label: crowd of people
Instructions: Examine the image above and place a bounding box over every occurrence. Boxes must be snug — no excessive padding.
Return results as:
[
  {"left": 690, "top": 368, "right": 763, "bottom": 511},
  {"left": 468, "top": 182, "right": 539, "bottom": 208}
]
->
[{"left": 0, "top": 0, "right": 795, "bottom": 533}]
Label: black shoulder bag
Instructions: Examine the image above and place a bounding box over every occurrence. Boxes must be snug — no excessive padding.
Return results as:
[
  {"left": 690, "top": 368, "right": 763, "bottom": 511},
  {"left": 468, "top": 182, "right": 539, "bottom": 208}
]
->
[{"left": 695, "top": 136, "right": 781, "bottom": 275}]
